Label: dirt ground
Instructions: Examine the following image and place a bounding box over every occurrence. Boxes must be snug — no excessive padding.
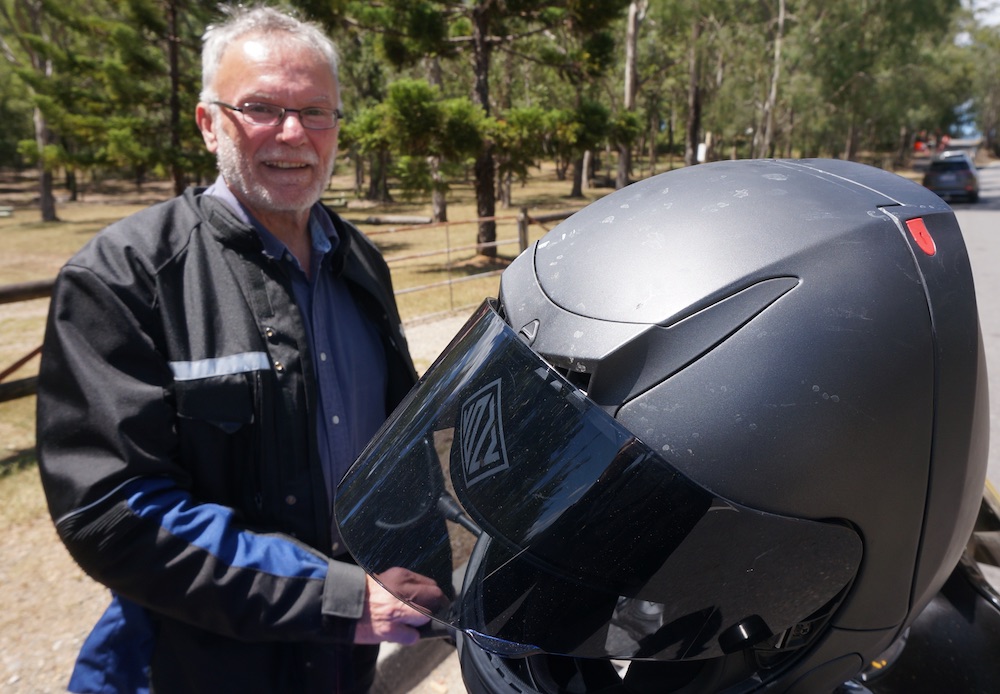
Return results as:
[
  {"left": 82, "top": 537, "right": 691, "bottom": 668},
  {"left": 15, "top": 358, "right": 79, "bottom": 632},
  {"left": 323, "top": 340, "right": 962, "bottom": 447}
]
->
[
  {"left": 1, "top": 491, "right": 108, "bottom": 692},
  {"left": 0, "top": 312, "right": 472, "bottom": 693}
]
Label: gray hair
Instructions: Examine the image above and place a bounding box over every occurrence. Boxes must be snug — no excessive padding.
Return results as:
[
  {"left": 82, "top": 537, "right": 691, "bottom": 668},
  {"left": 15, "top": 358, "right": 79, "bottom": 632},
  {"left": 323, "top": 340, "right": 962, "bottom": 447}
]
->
[{"left": 200, "top": 4, "right": 340, "bottom": 104}]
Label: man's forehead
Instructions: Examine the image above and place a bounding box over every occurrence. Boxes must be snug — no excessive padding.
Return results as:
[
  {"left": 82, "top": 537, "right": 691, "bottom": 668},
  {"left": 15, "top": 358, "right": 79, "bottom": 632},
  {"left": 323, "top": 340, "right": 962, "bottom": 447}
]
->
[{"left": 215, "top": 34, "right": 338, "bottom": 100}]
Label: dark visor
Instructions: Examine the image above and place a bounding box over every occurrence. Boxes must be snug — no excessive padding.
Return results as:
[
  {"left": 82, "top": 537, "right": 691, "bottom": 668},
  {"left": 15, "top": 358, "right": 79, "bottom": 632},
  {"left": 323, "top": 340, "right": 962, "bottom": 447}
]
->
[{"left": 336, "top": 300, "right": 862, "bottom": 661}]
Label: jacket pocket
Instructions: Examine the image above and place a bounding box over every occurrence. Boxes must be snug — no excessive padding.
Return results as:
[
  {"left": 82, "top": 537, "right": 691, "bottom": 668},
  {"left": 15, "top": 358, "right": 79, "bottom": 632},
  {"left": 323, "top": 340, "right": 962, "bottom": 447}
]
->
[
  {"left": 174, "top": 373, "right": 255, "bottom": 433},
  {"left": 172, "top": 371, "right": 265, "bottom": 513}
]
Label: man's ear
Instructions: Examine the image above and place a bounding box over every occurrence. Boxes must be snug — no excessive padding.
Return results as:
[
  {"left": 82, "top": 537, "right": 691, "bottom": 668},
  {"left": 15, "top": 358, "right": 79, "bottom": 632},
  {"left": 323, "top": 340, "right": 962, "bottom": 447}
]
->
[{"left": 196, "top": 103, "right": 219, "bottom": 153}]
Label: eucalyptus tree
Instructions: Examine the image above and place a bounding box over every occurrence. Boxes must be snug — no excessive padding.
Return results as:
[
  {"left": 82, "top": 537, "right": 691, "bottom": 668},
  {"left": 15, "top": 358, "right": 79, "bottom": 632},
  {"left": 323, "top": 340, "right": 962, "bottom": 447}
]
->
[
  {"left": 616, "top": 0, "right": 647, "bottom": 188},
  {"left": 797, "top": 0, "right": 961, "bottom": 160},
  {"left": 969, "top": 18, "right": 1000, "bottom": 154}
]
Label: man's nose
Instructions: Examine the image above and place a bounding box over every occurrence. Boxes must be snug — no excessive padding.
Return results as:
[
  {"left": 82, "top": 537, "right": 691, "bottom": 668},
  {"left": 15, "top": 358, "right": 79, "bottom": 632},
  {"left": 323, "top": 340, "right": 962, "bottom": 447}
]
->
[{"left": 276, "top": 112, "right": 309, "bottom": 142}]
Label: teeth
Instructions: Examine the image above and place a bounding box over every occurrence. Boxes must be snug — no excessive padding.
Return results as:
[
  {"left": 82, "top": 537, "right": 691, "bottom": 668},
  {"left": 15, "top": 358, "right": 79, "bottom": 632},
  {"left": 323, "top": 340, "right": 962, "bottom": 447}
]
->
[{"left": 267, "top": 161, "right": 308, "bottom": 169}]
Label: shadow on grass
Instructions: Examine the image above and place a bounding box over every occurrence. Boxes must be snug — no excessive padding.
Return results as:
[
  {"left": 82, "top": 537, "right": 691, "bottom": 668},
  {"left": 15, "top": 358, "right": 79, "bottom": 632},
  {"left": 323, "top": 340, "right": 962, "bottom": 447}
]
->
[{"left": 1, "top": 448, "right": 37, "bottom": 478}]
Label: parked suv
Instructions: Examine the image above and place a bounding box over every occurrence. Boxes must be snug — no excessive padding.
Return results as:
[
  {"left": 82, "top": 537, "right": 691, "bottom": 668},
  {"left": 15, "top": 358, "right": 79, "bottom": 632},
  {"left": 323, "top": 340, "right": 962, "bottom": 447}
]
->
[{"left": 923, "top": 149, "right": 980, "bottom": 202}]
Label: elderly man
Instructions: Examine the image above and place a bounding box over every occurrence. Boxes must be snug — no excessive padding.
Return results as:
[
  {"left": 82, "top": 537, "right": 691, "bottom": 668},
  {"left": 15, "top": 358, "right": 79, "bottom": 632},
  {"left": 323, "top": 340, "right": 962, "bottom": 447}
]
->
[{"left": 36, "top": 5, "right": 444, "bottom": 693}]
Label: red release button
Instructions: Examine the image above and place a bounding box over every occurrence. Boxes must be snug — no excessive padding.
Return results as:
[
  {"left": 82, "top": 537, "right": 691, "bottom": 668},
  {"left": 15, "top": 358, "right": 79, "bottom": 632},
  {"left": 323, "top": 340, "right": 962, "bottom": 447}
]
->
[{"left": 905, "top": 217, "right": 936, "bottom": 256}]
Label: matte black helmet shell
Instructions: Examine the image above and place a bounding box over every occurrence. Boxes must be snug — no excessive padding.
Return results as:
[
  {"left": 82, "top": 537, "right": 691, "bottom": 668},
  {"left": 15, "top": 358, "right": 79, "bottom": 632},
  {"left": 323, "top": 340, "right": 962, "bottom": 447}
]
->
[
  {"left": 334, "top": 158, "right": 989, "bottom": 692},
  {"left": 493, "top": 158, "right": 988, "bottom": 688}
]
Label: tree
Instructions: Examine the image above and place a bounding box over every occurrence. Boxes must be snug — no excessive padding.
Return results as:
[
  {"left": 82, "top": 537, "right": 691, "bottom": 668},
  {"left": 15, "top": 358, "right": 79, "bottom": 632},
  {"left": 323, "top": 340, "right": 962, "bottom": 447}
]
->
[
  {"left": 1, "top": 0, "right": 65, "bottom": 220},
  {"left": 799, "top": 0, "right": 961, "bottom": 160},
  {"left": 342, "top": 0, "right": 630, "bottom": 256},
  {"left": 970, "top": 18, "right": 1000, "bottom": 154},
  {"left": 1, "top": 0, "right": 213, "bottom": 220},
  {"left": 340, "top": 104, "right": 394, "bottom": 202},
  {"left": 617, "top": 0, "right": 647, "bottom": 188},
  {"left": 0, "top": 57, "right": 34, "bottom": 167},
  {"left": 382, "top": 78, "right": 485, "bottom": 221},
  {"left": 493, "top": 106, "right": 547, "bottom": 208}
]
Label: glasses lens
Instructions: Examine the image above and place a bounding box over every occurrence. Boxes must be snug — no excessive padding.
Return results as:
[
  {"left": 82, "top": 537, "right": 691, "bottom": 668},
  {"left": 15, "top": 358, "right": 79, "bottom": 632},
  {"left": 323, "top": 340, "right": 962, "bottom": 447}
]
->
[
  {"left": 300, "top": 108, "right": 339, "bottom": 129},
  {"left": 241, "top": 103, "right": 283, "bottom": 126}
]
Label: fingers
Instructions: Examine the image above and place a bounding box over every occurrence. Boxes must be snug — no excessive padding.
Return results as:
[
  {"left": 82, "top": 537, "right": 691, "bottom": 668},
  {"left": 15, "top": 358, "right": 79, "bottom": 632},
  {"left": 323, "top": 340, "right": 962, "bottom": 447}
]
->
[
  {"left": 377, "top": 566, "right": 449, "bottom": 613},
  {"left": 353, "top": 570, "right": 448, "bottom": 646}
]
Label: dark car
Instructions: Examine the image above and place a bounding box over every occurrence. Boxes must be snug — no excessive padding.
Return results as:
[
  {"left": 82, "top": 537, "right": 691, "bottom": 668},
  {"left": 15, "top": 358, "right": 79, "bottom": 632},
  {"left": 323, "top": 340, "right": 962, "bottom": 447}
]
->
[{"left": 922, "top": 150, "right": 980, "bottom": 202}]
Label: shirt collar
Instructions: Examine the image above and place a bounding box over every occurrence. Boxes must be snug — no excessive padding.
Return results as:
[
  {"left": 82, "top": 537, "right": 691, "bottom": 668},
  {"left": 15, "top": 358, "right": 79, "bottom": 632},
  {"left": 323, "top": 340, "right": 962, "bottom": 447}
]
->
[{"left": 202, "top": 175, "right": 340, "bottom": 263}]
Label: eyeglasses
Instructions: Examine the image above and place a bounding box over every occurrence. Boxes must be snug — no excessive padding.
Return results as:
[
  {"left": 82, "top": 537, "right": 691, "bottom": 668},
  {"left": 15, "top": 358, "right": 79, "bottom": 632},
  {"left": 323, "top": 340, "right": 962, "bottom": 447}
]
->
[{"left": 212, "top": 101, "right": 343, "bottom": 130}]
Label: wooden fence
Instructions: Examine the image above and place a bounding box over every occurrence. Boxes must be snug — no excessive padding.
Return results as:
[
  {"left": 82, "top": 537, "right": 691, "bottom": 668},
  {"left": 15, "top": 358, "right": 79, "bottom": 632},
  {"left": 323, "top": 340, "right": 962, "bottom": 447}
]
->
[{"left": 0, "top": 207, "right": 574, "bottom": 403}]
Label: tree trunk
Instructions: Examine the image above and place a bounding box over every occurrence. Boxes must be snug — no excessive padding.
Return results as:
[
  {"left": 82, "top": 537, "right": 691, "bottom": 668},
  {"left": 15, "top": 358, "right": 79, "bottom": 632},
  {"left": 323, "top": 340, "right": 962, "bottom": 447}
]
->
[
  {"left": 570, "top": 154, "right": 585, "bottom": 198},
  {"left": 474, "top": 148, "right": 496, "bottom": 256},
  {"left": 471, "top": 2, "right": 497, "bottom": 257},
  {"left": 617, "top": 0, "right": 644, "bottom": 189},
  {"left": 496, "top": 167, "right": 512, "bottom": 209},
  {"left": 425, "top": 58, "right": 449, "bottom": 224},
  {"left": 353, "top": 152, "right": 365, "bottom": 196},
  {"left": 684, "top": 19, "right": 702, "bottom": 167},
  {"left": 430, "top": 156, "right": 447, "bottom": 222},
  {"left": 366, "top": 150, "right": 392, "bottom": 202},
  {"left": 648, "top": 113, "right": 658, "bottom": 175},
  {"left": 168, "top": 0, "right": 185, "bottom": 195},
  {"left": 843, "top": 112, "right": 858, "bottom": 161},
  {"left": 759, "top": 0, "right": 785, "bottom": 159},
  {"left": 33, "top": 106, "right": 57, "bottom": 222}
]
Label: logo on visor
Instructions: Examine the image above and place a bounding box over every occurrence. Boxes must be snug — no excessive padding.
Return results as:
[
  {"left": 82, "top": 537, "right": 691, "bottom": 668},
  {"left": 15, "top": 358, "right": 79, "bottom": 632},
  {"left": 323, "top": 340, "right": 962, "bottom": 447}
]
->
[{"left": 459, "top": 378, "right": 511, "bottom": 486}]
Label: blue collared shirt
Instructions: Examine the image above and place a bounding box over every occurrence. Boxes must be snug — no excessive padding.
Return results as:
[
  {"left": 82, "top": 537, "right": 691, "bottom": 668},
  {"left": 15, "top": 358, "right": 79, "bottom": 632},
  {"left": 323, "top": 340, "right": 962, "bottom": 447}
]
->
[{"left": 204, "top": 178, "right": 387, "bottom": 553}]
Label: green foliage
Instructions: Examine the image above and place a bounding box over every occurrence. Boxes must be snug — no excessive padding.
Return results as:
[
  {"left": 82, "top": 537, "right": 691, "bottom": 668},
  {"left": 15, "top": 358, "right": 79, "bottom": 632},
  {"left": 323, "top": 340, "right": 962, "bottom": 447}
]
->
[
  {"left": 0, "top": 0, "right": 995, "bottom": 211},
  {"left": 493, "top": 106, "right": 548, "bottom": 182},
  {"left": 380, "top": 78, "right": 486, "bottom": 196},
  {"left": 611, "top": 110, "right": 643, "bottom": 148}
]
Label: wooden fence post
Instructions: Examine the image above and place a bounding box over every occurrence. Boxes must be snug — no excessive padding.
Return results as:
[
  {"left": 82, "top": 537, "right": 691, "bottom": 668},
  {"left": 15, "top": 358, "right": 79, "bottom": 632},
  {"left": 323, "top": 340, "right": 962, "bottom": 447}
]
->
[{"left": 517, "top": 207, "right": 530, "bottom": 253}]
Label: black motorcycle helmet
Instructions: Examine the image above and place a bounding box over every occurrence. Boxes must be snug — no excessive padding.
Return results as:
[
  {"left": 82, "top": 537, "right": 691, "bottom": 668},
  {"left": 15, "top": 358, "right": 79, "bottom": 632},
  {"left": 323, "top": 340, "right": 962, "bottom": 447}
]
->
[{"left": 335, "top": 159, "right": 989, "bottom": 692}]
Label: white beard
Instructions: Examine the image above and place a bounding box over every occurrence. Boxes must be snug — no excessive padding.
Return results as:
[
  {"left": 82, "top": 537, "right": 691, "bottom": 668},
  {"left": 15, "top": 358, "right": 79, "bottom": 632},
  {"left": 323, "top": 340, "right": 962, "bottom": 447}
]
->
[{"left": 214, "top": 124, "right": 335, "bottom": 214}]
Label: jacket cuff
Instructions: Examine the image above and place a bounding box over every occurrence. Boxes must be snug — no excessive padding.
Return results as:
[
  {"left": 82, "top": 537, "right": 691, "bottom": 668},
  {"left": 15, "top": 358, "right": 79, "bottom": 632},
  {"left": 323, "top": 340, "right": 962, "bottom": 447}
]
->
[{"left": 322, "top": 559, "right": 367, "bottom": 620}]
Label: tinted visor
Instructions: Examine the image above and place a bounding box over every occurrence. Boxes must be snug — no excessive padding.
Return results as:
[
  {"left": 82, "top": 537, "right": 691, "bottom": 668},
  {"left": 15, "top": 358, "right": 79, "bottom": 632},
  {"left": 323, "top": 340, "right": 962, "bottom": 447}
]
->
[{"left": 336, "top": 300, "right": 862, "bottom": 660}]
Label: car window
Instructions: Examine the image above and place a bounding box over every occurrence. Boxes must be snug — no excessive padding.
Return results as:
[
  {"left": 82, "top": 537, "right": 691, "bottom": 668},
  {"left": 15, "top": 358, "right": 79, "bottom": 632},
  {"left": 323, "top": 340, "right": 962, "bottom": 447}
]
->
[{"left": 930, "top": 160, "right": 971, "bottom": 172}]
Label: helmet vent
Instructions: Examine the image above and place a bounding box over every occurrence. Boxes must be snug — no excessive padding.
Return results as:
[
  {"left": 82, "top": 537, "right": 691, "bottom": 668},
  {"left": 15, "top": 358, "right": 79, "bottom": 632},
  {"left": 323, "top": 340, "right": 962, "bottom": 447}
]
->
[{"left": 555, "top": 366, "right": 592, "bottom": 394}]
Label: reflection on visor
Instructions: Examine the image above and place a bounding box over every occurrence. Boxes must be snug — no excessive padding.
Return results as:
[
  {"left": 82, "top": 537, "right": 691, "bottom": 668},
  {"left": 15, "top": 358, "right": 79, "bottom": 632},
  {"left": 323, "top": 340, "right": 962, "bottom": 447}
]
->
[{"left": 336, "top": 300, "right": 862, "bottom": 661}]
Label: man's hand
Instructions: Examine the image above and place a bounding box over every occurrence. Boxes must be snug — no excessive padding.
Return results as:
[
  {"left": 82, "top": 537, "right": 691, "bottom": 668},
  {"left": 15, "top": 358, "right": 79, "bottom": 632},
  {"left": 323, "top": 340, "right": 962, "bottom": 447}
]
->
[{"left": 354, "top": 567, "right": 448, "bottom": 645}]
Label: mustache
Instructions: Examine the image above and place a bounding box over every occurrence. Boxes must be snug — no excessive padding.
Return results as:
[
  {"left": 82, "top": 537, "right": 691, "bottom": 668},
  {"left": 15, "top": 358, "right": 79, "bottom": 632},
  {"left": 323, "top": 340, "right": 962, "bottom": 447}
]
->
[{"left": 258, "top": 150, "right": 319, "bottom": 166}]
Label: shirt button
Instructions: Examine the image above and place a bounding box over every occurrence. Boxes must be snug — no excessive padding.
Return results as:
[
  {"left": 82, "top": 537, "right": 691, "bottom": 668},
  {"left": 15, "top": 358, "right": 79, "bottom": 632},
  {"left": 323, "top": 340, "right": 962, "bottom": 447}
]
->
[
  {"left": 320, "top": 352, "right": 328, "bottom": 362},
  {"left": 331, "top": 415, "right": 340, "bottom": 425},
  {"left": 331, "top": 542, "right": 341, "bottom": 552},
  {"left": 285, "top": 495, "right": 297, "bottom": 505}
]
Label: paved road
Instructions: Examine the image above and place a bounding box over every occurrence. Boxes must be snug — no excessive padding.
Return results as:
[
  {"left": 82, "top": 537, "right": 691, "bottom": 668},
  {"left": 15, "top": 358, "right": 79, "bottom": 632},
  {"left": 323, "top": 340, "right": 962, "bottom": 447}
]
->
[{"left": 952, "top": 160, "right": 1000, "bottom": 489}]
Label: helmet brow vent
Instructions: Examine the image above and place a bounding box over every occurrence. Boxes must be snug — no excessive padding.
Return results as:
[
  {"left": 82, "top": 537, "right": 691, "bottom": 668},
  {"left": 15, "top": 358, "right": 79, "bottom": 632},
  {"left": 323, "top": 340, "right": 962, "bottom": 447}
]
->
[{"left": 588, "top": 277, "right": 799, "bottom": 408}]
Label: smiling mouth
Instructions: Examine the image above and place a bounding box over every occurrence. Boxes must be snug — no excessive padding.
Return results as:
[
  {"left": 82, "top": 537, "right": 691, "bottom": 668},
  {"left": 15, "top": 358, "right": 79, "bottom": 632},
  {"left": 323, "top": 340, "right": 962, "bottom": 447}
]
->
[{"left": 265, "top": 161, "right": 311, "bottom": 169}]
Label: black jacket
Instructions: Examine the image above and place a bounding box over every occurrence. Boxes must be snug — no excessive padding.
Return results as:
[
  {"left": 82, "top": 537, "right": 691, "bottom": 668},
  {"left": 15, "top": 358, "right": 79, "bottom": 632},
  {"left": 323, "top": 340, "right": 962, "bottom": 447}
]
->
[{"left": 36, "top": 189, "right": 418, "bottom": 692}]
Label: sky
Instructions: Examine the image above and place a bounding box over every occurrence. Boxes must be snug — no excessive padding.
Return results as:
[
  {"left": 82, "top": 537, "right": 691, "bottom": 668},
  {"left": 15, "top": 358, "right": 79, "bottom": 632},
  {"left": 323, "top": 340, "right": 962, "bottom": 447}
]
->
[{"left": 973, "top": 0, "right": 1000, "bottom": 26}]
